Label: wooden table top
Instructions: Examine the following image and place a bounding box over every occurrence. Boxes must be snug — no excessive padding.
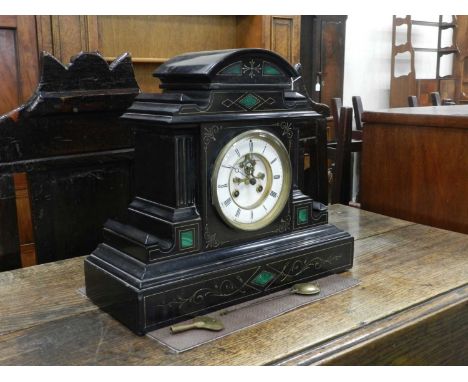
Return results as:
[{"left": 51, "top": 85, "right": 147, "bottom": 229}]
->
[
  {"left": 1, "top": 205, "right": 467, "bottom": 365},
  {"left": 362, "top": 104, "right": 468, "bottom": 128}
]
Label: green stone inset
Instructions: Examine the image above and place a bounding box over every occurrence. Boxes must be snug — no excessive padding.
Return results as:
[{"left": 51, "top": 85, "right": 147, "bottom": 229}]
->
[
  {"left": 219, "top": 62, "right": 242, "bottom": 75},
  {"left": 251, "top": 270, "right": 275, "bottom": 286},
  {"left": 179, "top": 229, "right": 194, "bottom": 249},
  {"left": 297, "top": 207, "right": 309, "bottom": 225},
  {"left": 239, "top": 93, "right": 260, "bottom": 109},
  {"left": 263, "top": 63, "right": 281, "bottom": 75}
]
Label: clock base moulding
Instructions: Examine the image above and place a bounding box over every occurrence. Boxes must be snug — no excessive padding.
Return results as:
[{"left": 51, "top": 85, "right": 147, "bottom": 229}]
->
[{"left": 84, "top": 223, "right": 353, "bottom": 335}]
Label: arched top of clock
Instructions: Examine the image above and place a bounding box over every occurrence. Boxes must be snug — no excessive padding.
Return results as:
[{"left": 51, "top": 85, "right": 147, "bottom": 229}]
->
[{"left": 155, "top": 48, "right": 298, "bottom": 90}]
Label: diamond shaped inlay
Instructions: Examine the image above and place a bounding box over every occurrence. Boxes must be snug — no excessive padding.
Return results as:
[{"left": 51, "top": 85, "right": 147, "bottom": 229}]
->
[
  {"left": 251, "top": 270, "right": 275, "bottom": 286},
  {"left": 239, "top": 93, "right": 260, "bottom": 109}
]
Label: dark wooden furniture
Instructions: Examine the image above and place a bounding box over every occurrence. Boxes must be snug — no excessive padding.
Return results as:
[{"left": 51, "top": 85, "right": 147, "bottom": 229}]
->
[
  {"left": 361, "top": 105, "right": 468, "bottom": 234},
  {"left": 408, "top": 95, "right": 419, "bottom": 107},
  {"left": 1, "top": 205, "right": 467, "bottom": 365},
  {"left": 330, "top": 97, "right": 342, "bottom": 136},
  {"left": 430, "top": 91, "right": 442, "bottom": 105},
  {"left": 327, "top": 102, "right": 363, "bottom": 205},
  {"left": 454, "top": 16, "right": 468, "bottom": 104},
  {"left": 300, "top": 16, "right": 347, "bottom": 106},
  {"left": 330, "top": 108, "right": 353, "bottom": 204},
  {"left": 0, "top": 52, "right": 139, "bottom": 271},
  {"left": 351, "top": 96, "right": 363, "bottom": 130},
  {"left": 0, "top": 16, "right": 39, "bottom": 115}
]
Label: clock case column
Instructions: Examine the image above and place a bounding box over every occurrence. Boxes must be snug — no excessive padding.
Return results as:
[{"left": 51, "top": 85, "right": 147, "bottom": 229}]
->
[{"left": 84, "top": 48, "right": 354, "bottom": 335}]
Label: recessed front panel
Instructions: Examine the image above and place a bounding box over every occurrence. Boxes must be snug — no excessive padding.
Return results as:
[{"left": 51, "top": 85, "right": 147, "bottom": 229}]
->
[{"left": 211, "top": 130, "right": 292, "bottom": 231}]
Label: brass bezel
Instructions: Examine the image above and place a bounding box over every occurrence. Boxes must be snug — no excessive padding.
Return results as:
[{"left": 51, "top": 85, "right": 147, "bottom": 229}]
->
[{"left": 211, "top": 129, "right": 292, "bottom": 231}]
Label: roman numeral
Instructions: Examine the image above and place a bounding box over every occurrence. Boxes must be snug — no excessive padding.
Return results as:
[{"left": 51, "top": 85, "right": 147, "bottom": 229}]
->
[
  {"left": 273, "top": 175, "right": 280, "bottom": 179},
  {"left": 235, "top": 208, "right": 241, "bottom": 218},
  {"left": 224, "top": 197, "right": 232, "bottom": 207},
  {"left": 262, "top": 205, "right": 267, "bottom": 211},
  {"left": 250, "top": 210, "right": 254, "bottom": 220},
  {"left": 270, "top": 157, "right": 277, "bottom": 164},
  {"left": 270, "top": 190, "right": 278, "bottom": 198},
  {"left": 249, "top": 140, "right": 253, "bottom": 152},
  {"left": 262, "top": 144, "right": 267, "bottom": 154},
  {"left": 235, "top": 148, "right": 241, "bottom": 157},
  {"left": 218, "top": 183, "right": 228, "bottom": 188}
]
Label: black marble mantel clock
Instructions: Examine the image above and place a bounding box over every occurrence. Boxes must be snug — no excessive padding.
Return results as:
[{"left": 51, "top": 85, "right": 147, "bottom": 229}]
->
[{"left": 84, "top": 48, "right": 354, "bottom": 335}]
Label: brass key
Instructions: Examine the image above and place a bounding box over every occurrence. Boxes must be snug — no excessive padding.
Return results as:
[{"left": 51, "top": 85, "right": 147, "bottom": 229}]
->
[{"left": 170, "top": 316, "right": 224, "bottom": 334}]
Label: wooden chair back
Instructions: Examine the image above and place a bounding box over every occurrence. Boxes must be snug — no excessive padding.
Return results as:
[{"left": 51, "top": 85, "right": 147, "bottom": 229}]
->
[
  {"left": 408, "top": 95, "right": 419, "bottom": 107},
  {"left": 352, "top": 96, "right": 364, "bottom": 130},
  {"left": 327, "top": 106, "right": 363, "bottom": 205},
  {"left": 431, "top": 92, "right": 442, "bottom": 106},
  {"left": 0, "top": 52, "right": 139, "bottom": 271},
  {"left": 330, "top": 97, "right": 342, "bottom": 139}
]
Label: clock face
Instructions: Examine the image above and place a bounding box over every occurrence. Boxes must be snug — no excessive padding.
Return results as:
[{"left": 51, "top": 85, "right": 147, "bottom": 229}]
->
[{"left": 211, "top": 129, "right": 292, "bottom": 231}]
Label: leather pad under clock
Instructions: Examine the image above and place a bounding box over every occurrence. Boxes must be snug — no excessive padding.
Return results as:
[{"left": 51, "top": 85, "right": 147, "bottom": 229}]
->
[{"left": 146, "top": 273, "right": 359, "bottom": 353}]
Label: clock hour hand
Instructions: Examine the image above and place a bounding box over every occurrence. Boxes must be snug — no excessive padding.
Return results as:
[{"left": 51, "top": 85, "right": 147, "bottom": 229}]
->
[{"left": 222, "top": 164, "right": 244, "bottom": 175}]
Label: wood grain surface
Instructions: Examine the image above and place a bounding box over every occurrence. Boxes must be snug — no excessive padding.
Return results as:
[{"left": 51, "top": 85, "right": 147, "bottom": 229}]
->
[
  {"left": 0, "top": 205, "right": 467, "bottom": 365},
  {"left": 361, "top": 106, "right": 468, "bottom": 234}
]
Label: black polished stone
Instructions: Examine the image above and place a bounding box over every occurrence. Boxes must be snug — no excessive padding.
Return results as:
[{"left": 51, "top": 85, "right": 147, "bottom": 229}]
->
[{"left": 84, "top": 48, "right": 353, "bottom": 335}]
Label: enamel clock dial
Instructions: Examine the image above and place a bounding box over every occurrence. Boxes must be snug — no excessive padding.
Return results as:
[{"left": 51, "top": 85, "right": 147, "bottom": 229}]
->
[{"left": 211, "top": 130, "right": 292, "bottom": 231}]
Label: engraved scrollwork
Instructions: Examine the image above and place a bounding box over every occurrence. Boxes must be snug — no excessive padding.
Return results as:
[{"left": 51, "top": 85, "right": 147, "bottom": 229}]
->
[
  {"left": 242, "top": 59, "right": 261, "bottom": 78},
  {"left": 276, "top": 254, "right": 343, "bottom": 283},
  {"left": 204, "top": 224, "right": 220, "bottom": 249},
  {"left": 202, "top": 125, "right": 220, "bottom": 151},
  {"left": 276, "top": 215, "right": 291, "bottom": 233},
  {"left": 154, "top": 274, "right": 252, "bottom": 314},
  {"left": 279, "top": 121, "right": 293, "bottom": 139}
]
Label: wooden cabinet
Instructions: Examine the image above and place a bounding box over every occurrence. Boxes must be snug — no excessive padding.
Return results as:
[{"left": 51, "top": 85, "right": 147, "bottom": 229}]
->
[
  {"left": 0, "top": 16, "right": 39, "bottom": 269},
  {"left": 237, "top": 16, "right": 301, "bottom": 65},
  {"left": 35, "top": 16, "right": 301, "bottom": 94},
  {"left": 0, "top": 16, "right": 39, "bottom": 114},
  {"left": 300, "top": 16, "right": 347, "bottom": 107},
  {"left": 454, "top": 16, "right": 468, "bottom": 104}
]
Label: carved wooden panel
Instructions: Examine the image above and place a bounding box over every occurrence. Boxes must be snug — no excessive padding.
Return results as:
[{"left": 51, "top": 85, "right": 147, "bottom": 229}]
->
[
  {"left": 96, "top": 16, "right": 238, "bottom": 93},
  {"left": 0, "top": 16, "right": 40, "bottom": 269},
  {"left": 269, "top": 16, "right": 301, "bottom": 65},
  {"left": 0, "top": 16, "right": 39, "bottom": 114},
  {"left": 236, "top": 16, "right": 301, "bottom": 65},
  {"left": 36, "top": 16, "right": 99, "bottom": 62},
  {"left": 320, "top": 18, "right": 346, "bottom": 107}
]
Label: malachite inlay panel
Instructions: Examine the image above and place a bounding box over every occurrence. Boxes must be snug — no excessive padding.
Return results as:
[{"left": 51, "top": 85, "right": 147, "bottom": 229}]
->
[
  {"left": 262, "top": 63, "right": 282, "bottom": 75},
  {"left": 219, "top": 62, "right": 242, "bottom": 75},
  {"left": 251, "top": 270, "right": 275, "bottom": 286},
  {"left": 180, "top": 229, "right": 194, "bottom": 249},
  {"left": 239, "top": 93, "right": 260, "bottom": 109},
  {"left": 297, "top": 207, "right": 309, "bottom": 225}
]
